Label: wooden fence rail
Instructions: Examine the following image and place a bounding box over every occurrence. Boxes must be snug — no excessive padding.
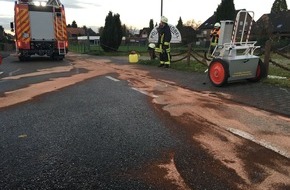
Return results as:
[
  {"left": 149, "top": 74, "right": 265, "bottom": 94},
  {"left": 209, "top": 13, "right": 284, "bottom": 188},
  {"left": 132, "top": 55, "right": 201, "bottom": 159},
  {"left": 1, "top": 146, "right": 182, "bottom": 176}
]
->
[
  {"left": 171, "top": 41, "right": 290, "bottom": 74},
  {"left": 171, "top": 43, "right": 208, "bottom": 66}
]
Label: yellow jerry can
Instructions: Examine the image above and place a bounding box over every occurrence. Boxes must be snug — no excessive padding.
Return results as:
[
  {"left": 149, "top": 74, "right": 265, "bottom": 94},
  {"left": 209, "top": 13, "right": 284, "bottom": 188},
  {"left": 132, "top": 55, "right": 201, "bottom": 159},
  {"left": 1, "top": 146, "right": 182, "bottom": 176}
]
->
[{"left": 129, "top": 51, "right": 139, "bottom": 63}]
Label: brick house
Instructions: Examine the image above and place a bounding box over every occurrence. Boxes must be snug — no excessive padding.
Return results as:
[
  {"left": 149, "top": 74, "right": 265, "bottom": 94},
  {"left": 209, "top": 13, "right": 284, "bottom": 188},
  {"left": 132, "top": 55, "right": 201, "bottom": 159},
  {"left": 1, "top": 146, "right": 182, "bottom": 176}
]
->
[
  {"left": 139, "top": 27, "right": 152, "bottom": 38},
  {"left": 196, "top": 14, "right": 216, "bottom": 47},
  {"left": 254, "top": 10, "right": 290, "bottom": 40},
  {"left": 196, "top": 10, "right": 255, "bottom": 47},
  {"left": 66, "top": 27, "right": 86, "bottom": 40}
]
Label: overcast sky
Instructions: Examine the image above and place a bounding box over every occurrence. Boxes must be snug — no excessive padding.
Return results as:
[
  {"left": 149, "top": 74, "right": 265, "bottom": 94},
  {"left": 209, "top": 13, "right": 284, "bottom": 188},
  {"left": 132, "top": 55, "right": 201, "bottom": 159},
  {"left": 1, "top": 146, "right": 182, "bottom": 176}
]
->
[{"left": 0, "top": 0, "right": 289, "bottom": 33}]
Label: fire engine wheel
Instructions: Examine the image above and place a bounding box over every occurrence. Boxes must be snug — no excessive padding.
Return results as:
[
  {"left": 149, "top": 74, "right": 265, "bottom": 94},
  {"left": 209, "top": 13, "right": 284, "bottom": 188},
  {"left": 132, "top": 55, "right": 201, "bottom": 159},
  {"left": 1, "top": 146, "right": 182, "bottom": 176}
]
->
[
  {"left": 248, "top": 59, "right": 267, "bottom": 82},
  {"left": 18, "top": 55, "right": 30, "bottom": 62},
  {"left": 208, "top": 59, "right": 229, "bottom": 87},
  {"left": 19, "top": 56, "right": 25, "bottom": 61},
  {"left": 51, "top": 54, "right": 64, "bottom": 61}
]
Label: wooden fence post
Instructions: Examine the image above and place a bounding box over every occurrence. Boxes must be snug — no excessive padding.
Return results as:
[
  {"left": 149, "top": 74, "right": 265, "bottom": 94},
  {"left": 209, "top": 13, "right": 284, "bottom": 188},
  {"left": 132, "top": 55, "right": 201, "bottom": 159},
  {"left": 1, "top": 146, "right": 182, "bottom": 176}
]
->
[
  {"left": 187, "top": 43, "right": 192, "bottom": 65},
  {"left": 264, "top": 40, "right": 271, "bottom": 76}
]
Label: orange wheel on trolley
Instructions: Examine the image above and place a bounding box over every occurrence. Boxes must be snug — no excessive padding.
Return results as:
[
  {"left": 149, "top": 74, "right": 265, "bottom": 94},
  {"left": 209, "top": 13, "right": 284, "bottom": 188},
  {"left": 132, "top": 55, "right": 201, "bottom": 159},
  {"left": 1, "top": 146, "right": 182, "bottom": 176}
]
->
[
  {"left": 248, "top": 59, "right": 267, "bottom": 82},
  {"left": 208, "top": 59, "right": 229, "bottom": 87}
]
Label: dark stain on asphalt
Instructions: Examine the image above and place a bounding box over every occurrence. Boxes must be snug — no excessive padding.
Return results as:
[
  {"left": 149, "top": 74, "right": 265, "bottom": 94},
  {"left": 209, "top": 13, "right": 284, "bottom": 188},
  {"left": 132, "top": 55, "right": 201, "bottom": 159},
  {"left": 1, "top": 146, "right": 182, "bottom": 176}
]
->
[
  {"left": 236, "top": 141, "right": 290, "bottom": 186},
  {"left": 141, "top": 102, "right": 247, "bottom": 190}
]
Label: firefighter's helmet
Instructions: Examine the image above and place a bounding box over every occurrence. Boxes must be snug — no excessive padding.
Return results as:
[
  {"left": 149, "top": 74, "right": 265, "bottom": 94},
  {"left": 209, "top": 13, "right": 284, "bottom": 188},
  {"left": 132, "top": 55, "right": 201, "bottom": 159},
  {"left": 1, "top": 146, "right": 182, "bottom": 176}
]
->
[
  {"left": 148, "top": 43, "right": 155, "bottom": 49},
  {"left": 161, "top": 16, "right": 168, "bottom": 23},
  {"left": 214, "top": 22, "right": 221, "bottom": 28}
]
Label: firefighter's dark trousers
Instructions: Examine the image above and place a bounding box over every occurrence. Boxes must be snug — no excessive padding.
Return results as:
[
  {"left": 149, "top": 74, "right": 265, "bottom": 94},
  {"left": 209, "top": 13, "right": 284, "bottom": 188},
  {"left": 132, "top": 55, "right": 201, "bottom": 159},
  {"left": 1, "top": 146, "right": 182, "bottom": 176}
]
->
[{"left": 160, "top": 49, "right": 170, "bottom": 66}]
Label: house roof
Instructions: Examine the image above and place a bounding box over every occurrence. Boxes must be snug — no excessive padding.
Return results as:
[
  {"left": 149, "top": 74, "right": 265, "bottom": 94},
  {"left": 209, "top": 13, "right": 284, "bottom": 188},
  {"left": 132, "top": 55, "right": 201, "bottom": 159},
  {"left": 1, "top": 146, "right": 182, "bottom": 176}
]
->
[
  {"left": 256, "top": 10, "right": 290, "bottom": 33},
  {"left": 67, "top": 27, "right": 86, "bottom": 36},
  {"left": 198, "top": 14, "right": 217, "bottom": 30},
  {"left": 87, "top": 28, "right": 98, "bottom": 36},
  {"left": 139, "top": 27, "right": 151, "bottom": 35},
  {"left": 182, "top": 26, "right": 196, "bottom": 33},
  {"left": 197, "top": 10, "right": 250, "bottom": 30}
]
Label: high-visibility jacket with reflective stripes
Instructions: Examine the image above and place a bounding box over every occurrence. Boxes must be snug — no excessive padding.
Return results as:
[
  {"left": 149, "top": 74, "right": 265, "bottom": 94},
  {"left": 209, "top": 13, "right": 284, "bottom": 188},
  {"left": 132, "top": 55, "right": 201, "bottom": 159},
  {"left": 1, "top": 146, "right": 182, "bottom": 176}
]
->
[
  {"left": 210, "top": 28, "right": 220, "bottom": 46},
  {"left": 157, "top": 24, "right": 172, "bottom": 51}
]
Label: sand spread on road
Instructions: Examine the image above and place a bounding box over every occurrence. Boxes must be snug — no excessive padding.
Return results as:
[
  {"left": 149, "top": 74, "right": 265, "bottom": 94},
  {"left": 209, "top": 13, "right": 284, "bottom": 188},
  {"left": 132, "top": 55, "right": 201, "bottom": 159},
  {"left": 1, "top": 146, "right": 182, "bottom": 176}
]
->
[{"left": 1, "top": 54, "right": 290, "bottom": 189}]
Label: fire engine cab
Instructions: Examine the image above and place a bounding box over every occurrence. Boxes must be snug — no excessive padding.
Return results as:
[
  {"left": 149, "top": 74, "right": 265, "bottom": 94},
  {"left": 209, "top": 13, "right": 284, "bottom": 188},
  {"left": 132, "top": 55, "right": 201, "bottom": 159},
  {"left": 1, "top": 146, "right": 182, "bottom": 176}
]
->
[{"left": 11, "top": 0, "right": 68, "bottom": 61}]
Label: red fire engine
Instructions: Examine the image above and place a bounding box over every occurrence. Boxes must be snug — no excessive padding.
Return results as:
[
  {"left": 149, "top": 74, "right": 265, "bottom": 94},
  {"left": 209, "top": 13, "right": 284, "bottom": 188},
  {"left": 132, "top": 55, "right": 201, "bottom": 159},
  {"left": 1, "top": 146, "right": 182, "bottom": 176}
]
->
[{"left": 11, "top": 0, "right": 68, "bottom": 61}]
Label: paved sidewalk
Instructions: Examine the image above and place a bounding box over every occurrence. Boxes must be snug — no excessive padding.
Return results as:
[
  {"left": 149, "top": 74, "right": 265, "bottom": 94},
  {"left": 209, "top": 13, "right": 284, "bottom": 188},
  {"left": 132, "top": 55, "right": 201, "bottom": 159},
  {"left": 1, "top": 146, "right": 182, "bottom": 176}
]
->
[
  {"left": 149, "top": 67, "right": 290, "bottom": 117},
  {"left": 109, "top": 56, "right": 290, "bottom": 117}
]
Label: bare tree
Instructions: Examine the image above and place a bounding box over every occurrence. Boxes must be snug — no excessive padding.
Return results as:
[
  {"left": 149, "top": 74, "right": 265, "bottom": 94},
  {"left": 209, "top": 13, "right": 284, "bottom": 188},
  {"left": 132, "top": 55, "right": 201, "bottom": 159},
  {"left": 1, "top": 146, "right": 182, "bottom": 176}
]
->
[{"left": 185, "top": 19, "right": 202, "bottom": 30}]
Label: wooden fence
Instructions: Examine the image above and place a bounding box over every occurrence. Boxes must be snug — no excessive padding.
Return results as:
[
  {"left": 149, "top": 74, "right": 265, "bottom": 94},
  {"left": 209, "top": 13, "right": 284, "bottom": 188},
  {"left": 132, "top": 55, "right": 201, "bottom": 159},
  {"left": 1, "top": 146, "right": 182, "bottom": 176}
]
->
[{"left": 171, "top": 41, "right": 290, "bottom": 74}]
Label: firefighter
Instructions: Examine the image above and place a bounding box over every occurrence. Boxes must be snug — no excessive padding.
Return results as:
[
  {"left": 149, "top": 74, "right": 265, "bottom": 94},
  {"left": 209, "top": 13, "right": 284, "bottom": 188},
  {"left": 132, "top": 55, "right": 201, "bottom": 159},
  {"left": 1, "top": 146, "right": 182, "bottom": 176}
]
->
[
  {"left": 155, "top": 16, "right": 172, "bottom": 68},
  {"left": 210, "top": 22, "right": 221, "bottom": 54}
]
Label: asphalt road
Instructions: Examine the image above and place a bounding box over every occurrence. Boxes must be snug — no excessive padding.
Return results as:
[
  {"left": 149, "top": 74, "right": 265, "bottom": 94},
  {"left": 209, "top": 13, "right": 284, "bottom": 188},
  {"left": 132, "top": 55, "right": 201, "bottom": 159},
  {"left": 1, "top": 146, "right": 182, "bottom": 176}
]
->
[
  {"left": 0, "top": 57, "right": 241, "bottom": 189},
  {"left": 0, "top": 55, "right": 81, "bottom": 94},
  {"left": 1, "top": 54, "right": 289, "bottom": 189},
  {"left": 0, "top": 76, "right": 177, "bottom": 189}
]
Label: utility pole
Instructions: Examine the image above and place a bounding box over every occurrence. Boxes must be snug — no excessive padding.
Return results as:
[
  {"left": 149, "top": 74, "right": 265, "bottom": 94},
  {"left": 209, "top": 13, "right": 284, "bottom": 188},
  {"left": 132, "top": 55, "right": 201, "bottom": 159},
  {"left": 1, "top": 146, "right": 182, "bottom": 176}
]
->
[
  {"left": 85, "top": 27, "right": 90, "bottom": 52},
  {"left": 161, "top": 0, "right": 163, "bottom": 16}
]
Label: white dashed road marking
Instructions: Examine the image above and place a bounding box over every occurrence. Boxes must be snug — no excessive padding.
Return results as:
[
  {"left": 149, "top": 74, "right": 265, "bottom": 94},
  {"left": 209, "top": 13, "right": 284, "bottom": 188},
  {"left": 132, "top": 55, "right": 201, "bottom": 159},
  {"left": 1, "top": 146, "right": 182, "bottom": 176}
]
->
[
  {"left": 228, "top": 128, "right": 290, "bottom": 159},
  {"left": 105, "top": 76, "right": 120, "bottom": 82},
  {"left": 105, "top": 76, "right": 158, "bottom": 98},
  {"left": 9, "top": 69, "right": 21, "bottom": 76},
  {"left": 131, "top": 87, "right": 158, "bottom": 98}
]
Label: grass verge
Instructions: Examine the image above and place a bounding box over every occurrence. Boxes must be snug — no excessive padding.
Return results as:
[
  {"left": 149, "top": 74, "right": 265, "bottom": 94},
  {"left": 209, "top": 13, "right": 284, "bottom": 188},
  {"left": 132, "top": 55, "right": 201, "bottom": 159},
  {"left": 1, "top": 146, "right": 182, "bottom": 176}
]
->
[
  {"left": 262, "top": 64, "right": 290, "bottom": 88},
  {"left": 138, "top": 59, "right": 208, "bottom": 73}
]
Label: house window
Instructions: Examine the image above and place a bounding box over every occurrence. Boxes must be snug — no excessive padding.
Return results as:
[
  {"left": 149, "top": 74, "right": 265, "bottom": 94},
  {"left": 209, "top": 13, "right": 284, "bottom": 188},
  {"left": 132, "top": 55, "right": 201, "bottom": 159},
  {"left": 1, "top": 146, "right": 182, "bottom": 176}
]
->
[
  {"left": 277, "top": 24, "right": 283, "bottom": 29},
  {"left": 240, "top": 21, "right": 249, "bottom": 26}
]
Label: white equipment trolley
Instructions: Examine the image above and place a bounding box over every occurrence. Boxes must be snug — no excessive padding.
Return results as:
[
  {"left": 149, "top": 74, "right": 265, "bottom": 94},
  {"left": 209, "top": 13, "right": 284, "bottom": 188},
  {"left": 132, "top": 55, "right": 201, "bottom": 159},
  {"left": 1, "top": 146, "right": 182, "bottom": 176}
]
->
[{"left": 208, "top": 10, "right": 267, "bottom": 86}]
